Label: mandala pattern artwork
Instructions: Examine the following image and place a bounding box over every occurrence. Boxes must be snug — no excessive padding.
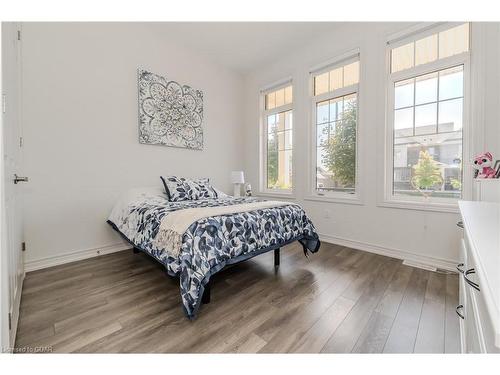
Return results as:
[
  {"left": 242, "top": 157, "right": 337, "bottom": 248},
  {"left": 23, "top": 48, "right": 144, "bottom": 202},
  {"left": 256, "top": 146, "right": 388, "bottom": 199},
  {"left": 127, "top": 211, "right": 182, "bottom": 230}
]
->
[{"left": 138, "top": 69, "right": 203, "bottom": 150}]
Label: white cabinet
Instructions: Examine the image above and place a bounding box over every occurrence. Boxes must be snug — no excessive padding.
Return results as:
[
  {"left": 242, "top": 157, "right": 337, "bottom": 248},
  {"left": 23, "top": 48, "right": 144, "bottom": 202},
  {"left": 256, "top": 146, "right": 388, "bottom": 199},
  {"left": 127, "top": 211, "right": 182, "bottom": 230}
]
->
[{"left": 458, "top": 201, "right": 500, "bottom": 353}]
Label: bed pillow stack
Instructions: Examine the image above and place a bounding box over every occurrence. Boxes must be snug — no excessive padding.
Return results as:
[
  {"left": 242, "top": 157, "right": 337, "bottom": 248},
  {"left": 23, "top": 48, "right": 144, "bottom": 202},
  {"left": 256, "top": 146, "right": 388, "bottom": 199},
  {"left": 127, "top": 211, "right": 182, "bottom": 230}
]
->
[{"left": 161, "top": 176, "right": 218, "bottom": 201}]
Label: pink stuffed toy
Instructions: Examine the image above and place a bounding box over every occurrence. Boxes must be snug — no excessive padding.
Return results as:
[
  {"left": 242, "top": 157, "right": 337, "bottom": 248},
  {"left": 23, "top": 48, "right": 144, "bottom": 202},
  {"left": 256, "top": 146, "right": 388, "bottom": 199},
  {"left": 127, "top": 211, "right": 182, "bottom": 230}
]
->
[{"left": 473, "top": 152, "right": 497, "bottom": 178}]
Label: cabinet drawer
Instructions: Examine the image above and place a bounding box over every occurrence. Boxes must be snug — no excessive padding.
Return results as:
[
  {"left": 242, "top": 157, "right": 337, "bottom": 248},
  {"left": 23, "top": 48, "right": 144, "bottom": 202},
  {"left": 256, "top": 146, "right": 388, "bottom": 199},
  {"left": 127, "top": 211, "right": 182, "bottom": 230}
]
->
[
  {"left": 460, "top": 228, "right": 485, "bottom": 353},
  {"left": 464, "top": 238, "right": 500, "bottom": 353},
  {"left": 464, "top": 285, "right": 484, "bottom": 353},
  {"left": 474, "top": 291, "right": 500, "bottom": 352},
  {"left": 458, "top": 274, "right": 467, "bottom": 352},
  {"left": 458, "top": 202, "right": 500, "bottom": 353}
]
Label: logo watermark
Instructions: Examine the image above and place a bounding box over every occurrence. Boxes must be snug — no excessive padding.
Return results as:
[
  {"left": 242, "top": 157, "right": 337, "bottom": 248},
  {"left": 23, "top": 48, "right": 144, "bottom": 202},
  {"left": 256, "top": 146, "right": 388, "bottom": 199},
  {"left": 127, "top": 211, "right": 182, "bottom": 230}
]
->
[{"left": 2, "top": 346, "right": 53, "bottom": 353}]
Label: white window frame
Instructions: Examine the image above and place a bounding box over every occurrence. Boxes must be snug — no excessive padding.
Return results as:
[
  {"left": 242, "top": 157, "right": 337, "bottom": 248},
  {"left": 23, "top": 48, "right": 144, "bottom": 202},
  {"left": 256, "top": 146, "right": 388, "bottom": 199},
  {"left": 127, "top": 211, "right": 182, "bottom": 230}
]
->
[
  {"left": 381, "top": 23, "right": 472, "bottom": 213},
  {"left": 306, "top": 50, "right": 363, "bottom": 205},
  {"left": 259, "top": 78, "right": 295, "bottom": 198}
]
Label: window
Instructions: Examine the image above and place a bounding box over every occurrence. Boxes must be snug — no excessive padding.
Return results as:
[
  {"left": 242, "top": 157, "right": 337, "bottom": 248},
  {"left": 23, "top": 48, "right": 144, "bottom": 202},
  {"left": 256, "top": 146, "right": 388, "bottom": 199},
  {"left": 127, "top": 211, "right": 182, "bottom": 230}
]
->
[
  {"left": 311, "top": 57, "right": 359, "bottom": 197},
  {"left": 391, "top": 23, "right": 469, "bottom": 73},
  {"left": 314, "top": 61, "right": 359, "bottom": 96},
  {"left": 387, "top": 23, "right": 469, "bottom": 204},
  {"left": 262, "top": 83, "right": 293, "bottom": 192}
]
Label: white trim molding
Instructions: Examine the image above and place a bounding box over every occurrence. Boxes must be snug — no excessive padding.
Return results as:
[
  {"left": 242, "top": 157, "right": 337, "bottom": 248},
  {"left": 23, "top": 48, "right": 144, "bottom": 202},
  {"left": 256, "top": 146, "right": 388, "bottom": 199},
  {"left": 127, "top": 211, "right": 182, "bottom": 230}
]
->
[
  {"left": 320, "top": 233, "right": 458, "bottom": 272},
  {"left": 259, "top": 76, "right": 293, "bottom": 93},
  {"left": 386, "top": 22, "right": 462, "bottom": 49},
  {"left": 259, "top": 78, "right": 295, "bottom": 196},
  {"left": 307, "top": 51, "right": 363, "bottom": 204},
  {"left": 309, "top": 47, "right": 360, "bottom": 75},
  {"left": 255, "top": 192, "right": 296, "bottom": 200},
  {"left": 304, "top": 194, "right": 363, "bottom": 205},
  {"left": 378, "top": 199, "right": 459, "bottom": 213},
  {"left": 24, "top": 242, "right": 131, "bottom": 272},
  {"left": 380, "top": 22, "right": 473, "bottom": 213}
]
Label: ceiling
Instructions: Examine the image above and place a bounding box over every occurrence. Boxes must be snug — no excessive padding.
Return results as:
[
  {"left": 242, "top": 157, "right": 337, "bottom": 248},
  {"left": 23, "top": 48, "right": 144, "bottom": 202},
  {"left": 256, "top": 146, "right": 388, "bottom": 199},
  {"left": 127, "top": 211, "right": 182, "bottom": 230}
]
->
[{"left": 153, "top": 22, "right": 339, "bottom": 73}]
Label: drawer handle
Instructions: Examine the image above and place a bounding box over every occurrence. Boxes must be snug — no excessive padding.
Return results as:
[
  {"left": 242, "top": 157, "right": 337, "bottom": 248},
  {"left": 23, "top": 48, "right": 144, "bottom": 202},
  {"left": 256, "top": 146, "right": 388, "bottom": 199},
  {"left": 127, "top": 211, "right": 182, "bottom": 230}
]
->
[
  {"left": 456, "top": 263, "right": 465, "bottom": 273},
  {"left": 456, "top": 221, "right": 464, "bottom": 229},
  {"left": 456, "top": 304, "right": 464, "bottom": 319},
  {"left": 464, "top": 268, "right": 480, "bottom": 291}
]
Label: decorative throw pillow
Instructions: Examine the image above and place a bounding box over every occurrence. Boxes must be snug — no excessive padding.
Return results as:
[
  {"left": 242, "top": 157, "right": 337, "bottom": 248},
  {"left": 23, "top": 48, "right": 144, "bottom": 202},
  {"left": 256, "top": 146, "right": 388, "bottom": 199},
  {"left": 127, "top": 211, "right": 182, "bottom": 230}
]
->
[
  {"left": 161, "top": 176, "right": 218, "bottom": 201},
  {"left": 213, "top": 188, "right": 229, "bottom": 198}
]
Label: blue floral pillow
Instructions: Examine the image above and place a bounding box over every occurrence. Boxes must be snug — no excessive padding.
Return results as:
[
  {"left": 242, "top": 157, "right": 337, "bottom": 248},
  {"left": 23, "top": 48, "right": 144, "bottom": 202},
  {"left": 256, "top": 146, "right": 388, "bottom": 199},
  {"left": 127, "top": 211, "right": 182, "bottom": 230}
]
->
[{"left": 161, "top": 176, "right": 218, "bottom": 201}]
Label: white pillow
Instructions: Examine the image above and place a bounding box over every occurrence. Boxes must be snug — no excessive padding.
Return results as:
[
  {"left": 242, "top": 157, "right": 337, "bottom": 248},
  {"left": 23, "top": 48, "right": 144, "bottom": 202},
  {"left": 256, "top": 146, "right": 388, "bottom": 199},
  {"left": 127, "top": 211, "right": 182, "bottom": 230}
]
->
[{"left": 213, "top": 187, "right": 229, "bottom": 198}]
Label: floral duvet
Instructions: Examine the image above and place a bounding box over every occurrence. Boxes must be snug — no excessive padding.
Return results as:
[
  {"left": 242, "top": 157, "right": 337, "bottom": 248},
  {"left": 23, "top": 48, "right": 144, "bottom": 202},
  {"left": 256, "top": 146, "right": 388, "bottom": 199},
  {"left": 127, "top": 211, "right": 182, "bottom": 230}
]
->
[{"left": 107, "top": 187, "right": 320, "bottom": 319}]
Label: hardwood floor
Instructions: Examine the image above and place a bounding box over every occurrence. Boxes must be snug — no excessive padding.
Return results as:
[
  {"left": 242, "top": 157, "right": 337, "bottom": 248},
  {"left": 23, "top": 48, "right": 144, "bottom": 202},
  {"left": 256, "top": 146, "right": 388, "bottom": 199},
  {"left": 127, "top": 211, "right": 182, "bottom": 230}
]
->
[{"left": 15, "top": 242, "right": 460, "bottom": 353}]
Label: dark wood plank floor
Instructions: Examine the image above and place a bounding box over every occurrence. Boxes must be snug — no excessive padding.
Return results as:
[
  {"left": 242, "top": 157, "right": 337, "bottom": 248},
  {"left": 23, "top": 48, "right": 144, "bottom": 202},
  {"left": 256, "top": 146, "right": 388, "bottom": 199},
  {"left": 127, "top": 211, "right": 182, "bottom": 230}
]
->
[{"left": 15, "top": 242, "right": 460, "bottom": 353}]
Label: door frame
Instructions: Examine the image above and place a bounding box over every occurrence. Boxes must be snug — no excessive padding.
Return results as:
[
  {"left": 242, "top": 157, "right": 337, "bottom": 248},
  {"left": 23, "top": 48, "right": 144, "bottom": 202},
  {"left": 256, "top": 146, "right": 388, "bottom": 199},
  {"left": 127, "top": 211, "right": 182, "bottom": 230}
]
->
[
  {"left": 0, "top": 19, "right": 8, "bottom": 352},
  {"left": 0, "top": 21, "right": 25, "bottom": 352}
]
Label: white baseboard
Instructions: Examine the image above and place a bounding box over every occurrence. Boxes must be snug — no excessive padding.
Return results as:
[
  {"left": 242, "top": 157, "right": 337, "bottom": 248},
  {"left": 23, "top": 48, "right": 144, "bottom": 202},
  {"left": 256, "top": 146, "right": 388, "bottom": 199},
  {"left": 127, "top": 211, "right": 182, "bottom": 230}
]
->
[
  {"left": 319, "top": 233, "right": 458, "bottom": 272},
  {"left": 24, "top": 243, "right": 132, "bottom": 272},
  {"left": 402, "top": 259, "right": 437, "bottom": 272}
]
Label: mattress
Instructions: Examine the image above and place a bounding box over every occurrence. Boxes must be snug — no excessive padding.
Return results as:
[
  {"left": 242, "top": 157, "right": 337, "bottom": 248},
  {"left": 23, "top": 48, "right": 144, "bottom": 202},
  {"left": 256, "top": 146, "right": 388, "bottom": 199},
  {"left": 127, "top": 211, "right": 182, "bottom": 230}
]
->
[{"left": 108, "top": 187, "right": 320, "bottom": 319}]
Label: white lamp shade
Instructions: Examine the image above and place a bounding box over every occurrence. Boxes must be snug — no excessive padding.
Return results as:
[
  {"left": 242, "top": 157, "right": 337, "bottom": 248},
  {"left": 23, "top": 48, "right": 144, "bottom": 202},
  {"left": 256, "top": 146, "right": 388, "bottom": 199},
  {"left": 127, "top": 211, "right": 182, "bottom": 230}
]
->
[{"left": 231, "top": 171, "right": 245, "bottom": 184}]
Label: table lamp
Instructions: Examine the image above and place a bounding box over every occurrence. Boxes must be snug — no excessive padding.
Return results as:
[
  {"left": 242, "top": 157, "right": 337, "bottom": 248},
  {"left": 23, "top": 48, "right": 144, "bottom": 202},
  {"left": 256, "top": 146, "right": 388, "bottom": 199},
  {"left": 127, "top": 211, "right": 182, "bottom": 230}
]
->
[{"left": 231, "top": 171, "right": 245, "bottom": 197}]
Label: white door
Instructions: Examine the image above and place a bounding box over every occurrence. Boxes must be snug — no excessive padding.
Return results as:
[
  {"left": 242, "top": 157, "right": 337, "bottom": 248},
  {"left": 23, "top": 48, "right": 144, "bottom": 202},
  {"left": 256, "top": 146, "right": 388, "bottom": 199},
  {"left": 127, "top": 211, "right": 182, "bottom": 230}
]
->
[{"left": 1, "top": 22, "right": 25, "bottom": 350}]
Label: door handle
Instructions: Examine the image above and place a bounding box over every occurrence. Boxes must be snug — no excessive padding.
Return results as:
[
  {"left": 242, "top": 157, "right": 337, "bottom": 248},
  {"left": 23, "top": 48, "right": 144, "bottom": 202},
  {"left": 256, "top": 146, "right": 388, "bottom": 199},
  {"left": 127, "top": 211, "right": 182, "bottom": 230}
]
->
[
  {"left": 464, "top": 268, "right": 480, "bottom": 291},
  {"left": 456, "top": 221, "right": 464, "bottom": 228},
  {"left": 13, "top": 174, "right": 28, "bottom": 184},
  {"left": 456, "top": 304, "right": 464, "bottom": 319}
]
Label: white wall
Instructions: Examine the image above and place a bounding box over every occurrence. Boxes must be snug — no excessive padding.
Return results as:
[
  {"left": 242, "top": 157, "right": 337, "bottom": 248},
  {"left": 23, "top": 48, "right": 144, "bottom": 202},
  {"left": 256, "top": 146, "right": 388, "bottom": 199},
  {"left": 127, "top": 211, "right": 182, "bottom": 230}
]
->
[
  {"left": 243, "top": 22, "right": 500, "bottom": 268},
  {"left": 482, "top": 23, "right": 500, "bottom": 158},
  {"left": 19, "top": 22, "right": 500, "bottom": 270},
  {"left": 21, "top": 23, "right": 245, "bottom": 266}
]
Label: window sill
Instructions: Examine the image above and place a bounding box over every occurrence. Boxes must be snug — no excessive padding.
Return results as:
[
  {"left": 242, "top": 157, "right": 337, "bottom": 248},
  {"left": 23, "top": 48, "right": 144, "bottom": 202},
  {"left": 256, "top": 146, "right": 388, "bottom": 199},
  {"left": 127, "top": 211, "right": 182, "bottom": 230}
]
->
[
  {"left": 377, "top": 198, "right": 460, "bottom": 213},
  {"left": 304, "top": 194, "right": 363, "bottom": 205},
  {"left": 256, "top": 191, "right": 296, "bottom": 200}
]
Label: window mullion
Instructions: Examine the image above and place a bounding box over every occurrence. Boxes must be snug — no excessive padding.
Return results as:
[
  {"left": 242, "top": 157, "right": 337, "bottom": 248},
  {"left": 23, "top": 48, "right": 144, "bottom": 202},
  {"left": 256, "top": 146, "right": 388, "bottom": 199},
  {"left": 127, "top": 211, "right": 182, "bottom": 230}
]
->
[
  {"left": 412, "top": 78, "right": 416, "bottom": 136},
  {"left": 390, "top": 52, "right": 468, "bottom": 82},
  {"left": 436, "top": 71, "right": 441, "bottom": 133},
  {"left": 413, "top": 40, "right": 416, "bottom": 69}
]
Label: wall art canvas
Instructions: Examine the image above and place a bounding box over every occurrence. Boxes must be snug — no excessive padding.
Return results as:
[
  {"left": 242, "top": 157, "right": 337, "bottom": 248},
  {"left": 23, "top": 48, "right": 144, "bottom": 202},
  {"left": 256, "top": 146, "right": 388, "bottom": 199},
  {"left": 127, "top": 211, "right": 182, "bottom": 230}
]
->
[{"left": 138, "top": 69, "right": 204, "bottom": 150}]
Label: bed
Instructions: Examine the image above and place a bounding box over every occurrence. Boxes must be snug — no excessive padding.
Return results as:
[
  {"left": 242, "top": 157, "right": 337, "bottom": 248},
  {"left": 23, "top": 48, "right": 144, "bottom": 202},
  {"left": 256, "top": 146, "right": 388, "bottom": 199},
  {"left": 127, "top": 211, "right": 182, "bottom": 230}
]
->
[{"left": 107, "top": 183, "right": 320, "bottom": 320}]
